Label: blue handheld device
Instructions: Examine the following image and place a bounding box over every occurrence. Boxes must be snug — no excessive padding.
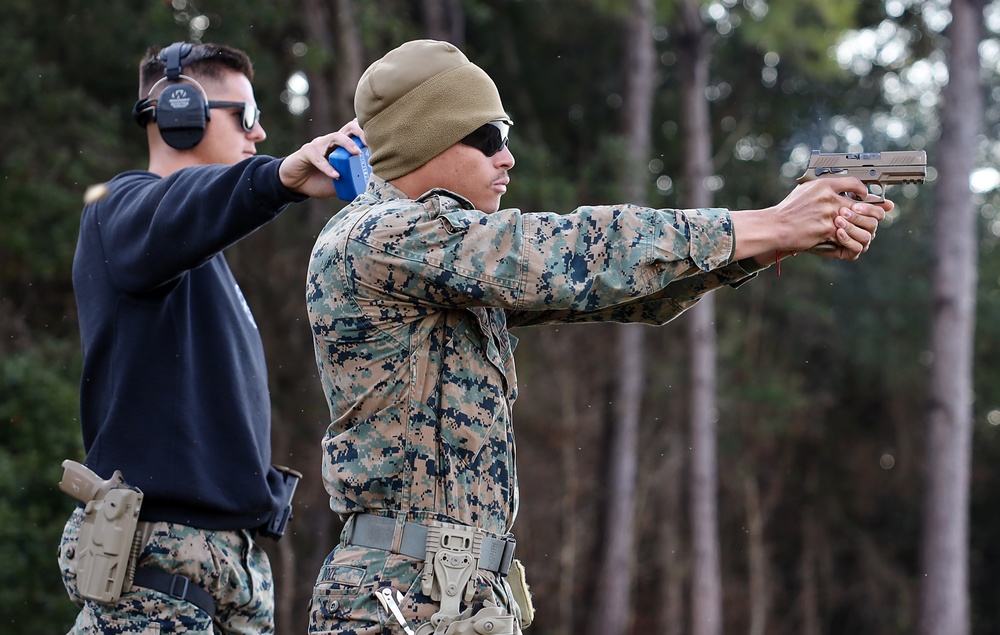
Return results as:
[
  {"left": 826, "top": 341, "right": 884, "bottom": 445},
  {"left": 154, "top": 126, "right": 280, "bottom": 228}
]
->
[{"left": 329, "top": 137, "right": 372, "bottom": 201}]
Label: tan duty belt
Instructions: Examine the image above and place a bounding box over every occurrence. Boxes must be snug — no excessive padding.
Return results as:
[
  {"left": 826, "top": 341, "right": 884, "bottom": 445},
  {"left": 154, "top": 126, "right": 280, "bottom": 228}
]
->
[{"left": 345, "top": 513, "right": 516, "bottom": 576}]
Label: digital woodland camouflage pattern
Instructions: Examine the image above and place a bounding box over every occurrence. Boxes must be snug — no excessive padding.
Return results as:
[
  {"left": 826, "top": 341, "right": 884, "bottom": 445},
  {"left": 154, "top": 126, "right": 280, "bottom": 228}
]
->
[
  {"left": 59, "top": 507, "right": 274, "bottom": 635},
  {"left": 304, "top": 175, "right": 763, "bottom": 632},
  {"left": 308, "top": 540, "right": 521, "bottom": 634}
]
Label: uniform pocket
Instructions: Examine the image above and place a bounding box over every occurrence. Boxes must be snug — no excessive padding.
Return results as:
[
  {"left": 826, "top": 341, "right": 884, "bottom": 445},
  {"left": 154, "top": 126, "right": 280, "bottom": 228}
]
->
[
  {"left": 57, "top": 507, "right": 85, "bottom": 607},
  {"left": 309, "top": 560, "right": 380, "bottom": 633}
]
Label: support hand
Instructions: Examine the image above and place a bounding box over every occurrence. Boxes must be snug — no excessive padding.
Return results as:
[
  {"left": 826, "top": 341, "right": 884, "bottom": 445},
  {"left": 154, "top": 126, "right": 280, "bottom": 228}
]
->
[
  {"left": 278, "top": 119, "right": 365, "bottom": 198},
  {"left": 732, "top": 177, "right": 893, "bottom": 267}
]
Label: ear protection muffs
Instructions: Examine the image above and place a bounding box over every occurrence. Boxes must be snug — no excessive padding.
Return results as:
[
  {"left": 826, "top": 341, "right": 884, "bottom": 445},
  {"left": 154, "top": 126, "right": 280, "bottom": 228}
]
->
[{"left": 131, "top": 42, "right": 211, "bottom": 150}]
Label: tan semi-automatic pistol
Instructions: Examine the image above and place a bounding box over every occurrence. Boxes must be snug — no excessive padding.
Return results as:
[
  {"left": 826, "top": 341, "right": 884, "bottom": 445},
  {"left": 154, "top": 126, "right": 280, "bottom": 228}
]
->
[
  {"left": 796, "top": 150, "right": 927, "bottom": 252},
  {"left": 796, "top": 149, "right": 927, "bottom": 200}
]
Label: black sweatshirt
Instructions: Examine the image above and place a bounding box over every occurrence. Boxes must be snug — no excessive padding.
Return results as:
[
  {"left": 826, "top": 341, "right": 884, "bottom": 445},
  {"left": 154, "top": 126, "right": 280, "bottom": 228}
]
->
[{"left": 73, "top": 156, "right": 306, "bottom": 530}]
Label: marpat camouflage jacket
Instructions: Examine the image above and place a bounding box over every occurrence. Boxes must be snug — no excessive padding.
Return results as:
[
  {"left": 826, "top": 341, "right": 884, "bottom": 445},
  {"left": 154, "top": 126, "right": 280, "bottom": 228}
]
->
[{"left": 306, "top": 175, "right": 763, "bottom": 537}]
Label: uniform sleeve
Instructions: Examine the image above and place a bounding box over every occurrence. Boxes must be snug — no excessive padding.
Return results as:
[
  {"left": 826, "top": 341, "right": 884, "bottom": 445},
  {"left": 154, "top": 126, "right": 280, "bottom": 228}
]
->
[
  {"left": 345, "top": 195, "right": 739, "bottom": 319},
  {"left": 506, "top": 258, "right": 765, "bottom": 328}
]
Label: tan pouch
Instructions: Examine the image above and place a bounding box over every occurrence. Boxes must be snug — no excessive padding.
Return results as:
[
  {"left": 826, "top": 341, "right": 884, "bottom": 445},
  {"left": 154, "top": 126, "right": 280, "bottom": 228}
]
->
[{"left": 508, "top": 559, "right": 534, "bottom": 629}]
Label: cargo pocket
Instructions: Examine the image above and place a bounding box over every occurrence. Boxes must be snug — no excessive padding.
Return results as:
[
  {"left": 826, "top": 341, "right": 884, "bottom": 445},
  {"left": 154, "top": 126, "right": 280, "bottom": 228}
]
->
[
  {"left": 57, "top": 507, "right": 85, "bottom": 607},
  {"left": 309, "top": 562, "right": 379, "bottom": 634}
]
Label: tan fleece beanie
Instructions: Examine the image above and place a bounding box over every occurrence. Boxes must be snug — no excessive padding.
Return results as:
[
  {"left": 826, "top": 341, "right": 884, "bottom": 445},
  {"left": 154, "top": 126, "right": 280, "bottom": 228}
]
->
[{"left": 355, "top": 39, "right": 510, "bottom": 181}]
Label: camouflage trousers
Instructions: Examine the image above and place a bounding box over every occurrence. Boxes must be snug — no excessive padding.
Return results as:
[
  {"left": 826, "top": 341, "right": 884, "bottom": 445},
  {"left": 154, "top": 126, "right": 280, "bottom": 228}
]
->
[
  {"left": 58, "top": 507, "right": 274, "bottom": 635},
  {"left": 307, "top": 539, "right": 522, "bottom": 634}
]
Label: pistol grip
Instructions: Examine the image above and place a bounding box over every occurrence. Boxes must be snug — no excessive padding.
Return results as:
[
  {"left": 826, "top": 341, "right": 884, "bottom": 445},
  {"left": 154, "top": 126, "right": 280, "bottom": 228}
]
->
[{"left": 60, "top": 460, "right": 100, "bottom": 503}]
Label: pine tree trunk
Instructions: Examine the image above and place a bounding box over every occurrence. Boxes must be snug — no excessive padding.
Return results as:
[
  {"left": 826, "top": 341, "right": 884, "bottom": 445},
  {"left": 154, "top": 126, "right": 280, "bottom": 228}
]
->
[
  {"left": 799, "top": 510, "right": 821, "bottom": 635},
  {"left": 590, "top": 325, "right": 645, "bottom": 635},
  {"left": 687, "top": 293, "right": 721, "bottom": 635},
  {"left": 539, "top": 331, "right": 583, "bottom": 635},
  {"left": 421, "top": 0, "right": 465, "bottom": 48},
  {"left": 332, "top": 0, "right": 364, "bottom": 122},
  {"left": 656, "top": 439, "right": 687, "bottom": 635},
  {"left": 745, "top": 476, "right": 769, "bottom": 635},
  {"left": 676, "top": 3, "right": 722, "bottom": 634},
  {"left": 918, "top": 1, "right": 984, "bottom": 634},
  {"left": 588, "top": 1, "right": 654, "bottom": 633}
]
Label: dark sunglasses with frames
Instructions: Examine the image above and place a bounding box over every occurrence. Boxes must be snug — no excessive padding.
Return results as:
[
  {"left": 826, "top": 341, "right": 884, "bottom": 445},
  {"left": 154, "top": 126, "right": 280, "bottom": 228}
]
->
[
  {"left": 460, "top": 120, "right": 511, "bottom": 157},
  {"left": 208, "top": 101, "right": 261, "bottom": 132}
]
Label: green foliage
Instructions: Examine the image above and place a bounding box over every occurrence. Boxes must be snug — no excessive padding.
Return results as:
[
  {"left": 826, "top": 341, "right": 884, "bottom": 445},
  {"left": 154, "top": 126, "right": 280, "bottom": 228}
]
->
[
  {"left": 500, "top": 140, "right": 583, "bottom": 213},
  {"left": 0, "top": 4, "right": 181, "bottom": 630},
  {"left": 0, "top": 346, "right": 83, "bottom": 633},
  {"left": 737, "top": 0, "right": 861, "bottom": 77},
  {"left": 0, "top": 3, "right": 180, "bottom": 342}
]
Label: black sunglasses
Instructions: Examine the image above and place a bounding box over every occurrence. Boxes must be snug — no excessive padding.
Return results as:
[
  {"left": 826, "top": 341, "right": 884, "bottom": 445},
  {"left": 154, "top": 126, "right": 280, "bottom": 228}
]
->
[
  {"left": 208, "top": 101, "right": 261, "bottom": 132},
  {"left": 461, "top": 120, "right": 511, "bottom": 157}
]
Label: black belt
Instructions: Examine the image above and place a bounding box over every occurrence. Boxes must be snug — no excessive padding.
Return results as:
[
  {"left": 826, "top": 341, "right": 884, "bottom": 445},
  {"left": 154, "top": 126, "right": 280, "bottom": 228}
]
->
[
  {"left": 133, "top": 567, "right": 216, "bottom": 618},
  {"left": 346, "top": 513, "right": 516, "bottom": 576}
]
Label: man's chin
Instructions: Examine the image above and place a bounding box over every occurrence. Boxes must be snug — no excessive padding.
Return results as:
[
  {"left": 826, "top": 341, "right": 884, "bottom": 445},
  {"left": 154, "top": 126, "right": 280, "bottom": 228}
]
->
[{"left": 481, "top": 196, "right": 502, "bottom": 214}]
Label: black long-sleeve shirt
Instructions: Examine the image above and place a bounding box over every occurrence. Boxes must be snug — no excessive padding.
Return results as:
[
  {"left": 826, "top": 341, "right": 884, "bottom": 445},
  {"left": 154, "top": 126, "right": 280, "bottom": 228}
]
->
[{"left": 73, "top": 156, "right": 305, "bottom": 529}]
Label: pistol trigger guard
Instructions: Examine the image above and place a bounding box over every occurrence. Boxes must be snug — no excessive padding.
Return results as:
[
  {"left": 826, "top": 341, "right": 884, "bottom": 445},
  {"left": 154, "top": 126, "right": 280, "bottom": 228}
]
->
[{"left": 872, "top": 182, "right": 888, "bottom": 203}]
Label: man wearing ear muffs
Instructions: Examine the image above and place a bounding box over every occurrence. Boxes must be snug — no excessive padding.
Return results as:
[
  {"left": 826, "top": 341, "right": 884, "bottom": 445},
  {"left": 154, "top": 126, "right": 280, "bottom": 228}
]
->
[{"left": 56, "top": 41, "right": 363, "bottom": 635}]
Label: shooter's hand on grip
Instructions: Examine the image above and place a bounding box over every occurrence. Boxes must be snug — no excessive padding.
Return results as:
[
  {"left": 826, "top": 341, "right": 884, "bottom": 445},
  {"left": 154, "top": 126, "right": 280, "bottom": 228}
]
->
[
  {"left": 733, "top": 176, "right": 891, "bottom": 266},
  {"left": 795, "top": 150, "right": 924, "bottom": 253},
  {"left": 781, "top": 176, "right": 891, "bottom": 260}
]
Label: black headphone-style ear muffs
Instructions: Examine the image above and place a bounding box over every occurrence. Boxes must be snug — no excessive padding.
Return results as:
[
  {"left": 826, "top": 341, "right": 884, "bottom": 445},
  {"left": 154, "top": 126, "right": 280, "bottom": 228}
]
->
[{"left": 131, "top": 42, "right": 211, "bottom": 150}]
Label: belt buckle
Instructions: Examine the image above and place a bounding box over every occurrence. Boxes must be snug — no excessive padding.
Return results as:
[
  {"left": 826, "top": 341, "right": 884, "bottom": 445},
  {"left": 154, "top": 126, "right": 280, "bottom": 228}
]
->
[
  {"left": 168, "top": 574, "right": 191, "bottom": 600},
  {"left": 498, "top": 536, "right": 516, "bottom": 576}
]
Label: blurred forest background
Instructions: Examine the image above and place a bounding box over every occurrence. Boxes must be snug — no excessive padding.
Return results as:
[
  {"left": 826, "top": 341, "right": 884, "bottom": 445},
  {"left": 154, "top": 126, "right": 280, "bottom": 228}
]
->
[{"left": 3, "top": 1, "right": 1000, "bottom": 634}]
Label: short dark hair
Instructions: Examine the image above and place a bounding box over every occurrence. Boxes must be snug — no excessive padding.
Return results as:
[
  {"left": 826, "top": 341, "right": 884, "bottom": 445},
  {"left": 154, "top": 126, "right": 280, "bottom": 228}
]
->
[{"left": 138, "top": 42, "right": 254, "bottom": 98}]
